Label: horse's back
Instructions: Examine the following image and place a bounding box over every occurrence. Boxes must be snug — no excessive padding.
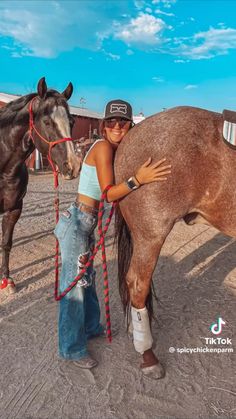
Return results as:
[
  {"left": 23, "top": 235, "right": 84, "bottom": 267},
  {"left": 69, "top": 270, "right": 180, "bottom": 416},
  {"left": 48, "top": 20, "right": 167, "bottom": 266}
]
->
[
  {"left": 115, "top": 106, "right": 223, "bottom": 180},
  {"left": 114, "top": 105, "right": 233, "bottom": 233}
]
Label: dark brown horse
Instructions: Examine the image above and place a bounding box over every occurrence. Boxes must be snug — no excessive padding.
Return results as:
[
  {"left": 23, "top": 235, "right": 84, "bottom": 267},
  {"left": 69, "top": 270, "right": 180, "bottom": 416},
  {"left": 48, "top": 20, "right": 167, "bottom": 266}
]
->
[
  {"left": 115, "top": 106, "right": 236, "bottom": 379},
  {"left": 0, "top": 77, "right": 81, "bottom": 293}
]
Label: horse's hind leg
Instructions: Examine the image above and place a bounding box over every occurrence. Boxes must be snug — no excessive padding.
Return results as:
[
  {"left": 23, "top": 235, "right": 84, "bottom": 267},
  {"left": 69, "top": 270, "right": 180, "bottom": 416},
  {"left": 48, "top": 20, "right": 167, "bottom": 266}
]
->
[
  {"left": 127, "top": 236, "right": 166, "bottom": 379},
  {"left": 0, "top": 204, "right": 22, "bottom": 293}
]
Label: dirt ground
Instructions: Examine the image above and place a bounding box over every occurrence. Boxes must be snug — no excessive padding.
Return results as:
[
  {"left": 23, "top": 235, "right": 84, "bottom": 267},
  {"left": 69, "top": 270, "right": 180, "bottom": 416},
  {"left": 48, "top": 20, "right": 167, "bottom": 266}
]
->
[{"left": 0, "top": 173, "right": 236, "bottom": 419}]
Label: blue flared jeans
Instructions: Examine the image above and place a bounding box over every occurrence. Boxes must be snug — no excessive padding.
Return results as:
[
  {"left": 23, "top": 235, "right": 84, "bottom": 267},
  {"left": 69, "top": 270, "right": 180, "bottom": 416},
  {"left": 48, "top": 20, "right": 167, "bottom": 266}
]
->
[{"left": 54, "top": 203, "right": 103, "bottom": 360}]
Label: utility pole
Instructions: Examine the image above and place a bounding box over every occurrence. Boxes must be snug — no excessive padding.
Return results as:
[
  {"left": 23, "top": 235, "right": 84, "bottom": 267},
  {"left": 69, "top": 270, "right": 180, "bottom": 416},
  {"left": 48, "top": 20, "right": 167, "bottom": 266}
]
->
[{"left": 80, "top": 97, "right": 86, "bottom": 108}]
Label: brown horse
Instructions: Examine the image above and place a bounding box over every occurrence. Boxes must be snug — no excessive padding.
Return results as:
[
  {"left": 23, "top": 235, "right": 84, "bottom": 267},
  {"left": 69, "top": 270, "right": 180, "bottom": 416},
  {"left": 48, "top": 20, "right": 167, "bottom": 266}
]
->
[
  {"left": 115, "top": 106, "right": 236, "bottom": 379},
  {"left": 0, "top": 77, "right": 81, "bottom": 293}
]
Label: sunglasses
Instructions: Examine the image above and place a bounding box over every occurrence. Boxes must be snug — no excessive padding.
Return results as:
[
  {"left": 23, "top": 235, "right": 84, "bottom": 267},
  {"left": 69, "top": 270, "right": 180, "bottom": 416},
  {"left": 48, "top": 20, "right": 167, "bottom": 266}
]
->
[{"left": 105, "top": 118, "right": 131, "bottom": 128}]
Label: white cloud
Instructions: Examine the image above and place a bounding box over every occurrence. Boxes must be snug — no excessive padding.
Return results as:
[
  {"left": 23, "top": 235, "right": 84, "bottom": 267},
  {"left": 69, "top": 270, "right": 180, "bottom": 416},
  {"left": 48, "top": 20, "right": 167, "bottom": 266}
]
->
[
  {"left": 1, "top": 1, "right": 235, "bottom": 64},
  {"left": 0, "top": 7, "right": 59, "bottom": 57},
  {"left": 114, "top": 13, "right": 166, "bottom": 46},
  {"left": 152, "top": 0, "right": 176, "bottom": 8},
  {"left": 184, "top": 84, "right": 198, "bottom": 90},
  {"left": 185, "top": 27, "right": 236, "bottom": 59},
  {"left": 164, "top": 0, "right": 177, "bottom": 8},
  {"left": 0, "top": 0, "right": 130, "bottom": 58},
  {"left": 174, "top": 59, "right": 189, "bottom": 63},
  {"left": 104, "top": 51, "right": 121, "bottom": 61},
  {"left": 134, "top": 0, "right": 147, "bottom": 10},
  {"left": 165, "top": 27, "right": 236, "bottom": 60},
  {"left": 155, "top": 9, "right": 174, "bottom": 16},
  {"left": 152, "top": 76, "right": 164, "bottom": 82},
  {"left": 11, "top": 52, "right": 22, "bottom": 58}
]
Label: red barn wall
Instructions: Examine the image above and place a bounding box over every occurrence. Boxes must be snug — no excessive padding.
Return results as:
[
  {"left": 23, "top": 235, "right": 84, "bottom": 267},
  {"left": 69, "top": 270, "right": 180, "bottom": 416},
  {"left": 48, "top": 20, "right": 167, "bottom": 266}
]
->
[{"left": 72, "top": 116, "right": 101, "bottom": 140}]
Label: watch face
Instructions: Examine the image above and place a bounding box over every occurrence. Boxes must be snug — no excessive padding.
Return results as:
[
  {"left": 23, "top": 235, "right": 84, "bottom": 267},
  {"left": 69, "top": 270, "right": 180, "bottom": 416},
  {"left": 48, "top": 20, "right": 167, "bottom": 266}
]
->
[{"left": 127, "top": 178, "right": 138, "bottom": 190}]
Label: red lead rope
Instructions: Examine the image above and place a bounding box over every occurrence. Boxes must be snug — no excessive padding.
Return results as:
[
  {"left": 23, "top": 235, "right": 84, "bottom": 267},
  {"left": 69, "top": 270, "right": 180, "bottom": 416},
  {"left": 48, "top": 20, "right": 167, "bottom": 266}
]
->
[{"left": 54, "top": 185, "right": 117, "bottom": 342}]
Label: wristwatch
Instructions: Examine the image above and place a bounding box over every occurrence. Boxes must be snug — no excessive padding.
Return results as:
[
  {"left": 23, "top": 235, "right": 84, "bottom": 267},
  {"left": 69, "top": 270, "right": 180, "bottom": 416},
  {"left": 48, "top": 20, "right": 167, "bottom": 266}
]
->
[{"left": 125, "top": 177, "right": 139, "bottom": 190}]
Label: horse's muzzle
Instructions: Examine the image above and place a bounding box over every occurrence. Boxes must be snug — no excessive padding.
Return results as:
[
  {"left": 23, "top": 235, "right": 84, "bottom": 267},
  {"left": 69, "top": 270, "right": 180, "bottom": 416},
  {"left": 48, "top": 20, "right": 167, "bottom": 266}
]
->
[{"left": 62, "top": 160, "right": 81, "bottom": 180}]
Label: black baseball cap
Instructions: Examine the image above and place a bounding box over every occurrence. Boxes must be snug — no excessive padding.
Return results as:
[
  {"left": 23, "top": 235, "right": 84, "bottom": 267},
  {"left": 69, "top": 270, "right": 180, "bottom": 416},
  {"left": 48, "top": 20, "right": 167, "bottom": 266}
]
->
[{"left": 104, "top": 99, "right": 133, "bottom": 121}]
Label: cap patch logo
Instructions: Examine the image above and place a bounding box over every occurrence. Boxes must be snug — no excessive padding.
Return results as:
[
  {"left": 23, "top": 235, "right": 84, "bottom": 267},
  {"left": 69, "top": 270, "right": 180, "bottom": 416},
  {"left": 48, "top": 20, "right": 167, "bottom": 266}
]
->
[{"left": 110, "top": 103, "right": 127, "bottom": 115}]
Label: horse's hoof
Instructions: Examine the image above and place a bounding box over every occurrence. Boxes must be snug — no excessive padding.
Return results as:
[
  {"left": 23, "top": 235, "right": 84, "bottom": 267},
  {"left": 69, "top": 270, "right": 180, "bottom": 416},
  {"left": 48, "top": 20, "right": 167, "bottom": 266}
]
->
[
  {"left": 141, "top": 362, "right": 165, "bottom": 379},
  {"left": 0, "top": 278, "right": 16, "bottom": 294}
]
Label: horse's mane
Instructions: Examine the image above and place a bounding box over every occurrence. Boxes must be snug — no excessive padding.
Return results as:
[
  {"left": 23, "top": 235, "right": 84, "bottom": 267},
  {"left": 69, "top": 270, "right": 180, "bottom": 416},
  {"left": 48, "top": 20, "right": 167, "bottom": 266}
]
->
[
  {"left": 0, "top": 93, "right": 37, "bottom": 127},
  {"left": 0, "top": 89, "right": 65, "bottom": 128}
]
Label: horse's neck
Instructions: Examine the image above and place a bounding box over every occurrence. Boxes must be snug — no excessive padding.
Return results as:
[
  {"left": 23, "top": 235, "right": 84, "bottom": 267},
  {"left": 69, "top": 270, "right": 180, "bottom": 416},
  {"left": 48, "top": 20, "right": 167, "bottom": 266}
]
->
[{"left": 0, "top": 117, "right": 34, "bottom": 176}]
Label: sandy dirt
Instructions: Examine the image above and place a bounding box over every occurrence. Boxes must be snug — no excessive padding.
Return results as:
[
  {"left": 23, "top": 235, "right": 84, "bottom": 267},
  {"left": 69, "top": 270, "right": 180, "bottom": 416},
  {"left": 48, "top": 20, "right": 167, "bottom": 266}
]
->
[{"left": 0, "top": 173, "right": 236, "bottom": 419}]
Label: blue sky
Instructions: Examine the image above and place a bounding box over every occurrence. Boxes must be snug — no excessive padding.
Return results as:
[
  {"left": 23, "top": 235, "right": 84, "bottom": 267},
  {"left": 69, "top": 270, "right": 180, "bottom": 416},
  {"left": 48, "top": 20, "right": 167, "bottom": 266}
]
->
[{"left": 0, "top": 0, "right": 236, "bottom": 116}]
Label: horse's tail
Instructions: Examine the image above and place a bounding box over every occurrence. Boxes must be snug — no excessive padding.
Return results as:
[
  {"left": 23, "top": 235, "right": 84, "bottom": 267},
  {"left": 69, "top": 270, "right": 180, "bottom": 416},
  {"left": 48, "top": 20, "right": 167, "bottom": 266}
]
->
[{"left": 115, "top": 205, "right": 154, "bottom": 321}]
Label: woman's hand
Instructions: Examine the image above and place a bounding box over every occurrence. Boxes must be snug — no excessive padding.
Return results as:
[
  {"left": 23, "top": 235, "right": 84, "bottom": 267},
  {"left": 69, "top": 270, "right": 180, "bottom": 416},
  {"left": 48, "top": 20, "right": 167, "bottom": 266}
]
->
[{"left": 135, "top": 157, "right": 171, "bottom": 185}]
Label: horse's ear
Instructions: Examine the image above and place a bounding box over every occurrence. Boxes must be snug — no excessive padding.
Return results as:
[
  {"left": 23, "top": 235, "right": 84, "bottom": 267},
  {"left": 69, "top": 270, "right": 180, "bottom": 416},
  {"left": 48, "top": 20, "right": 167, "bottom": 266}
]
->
[
  {"left": 37, "top": 77, "right": 47, "bottom": 99},
  {"left": 62, "top": 82, "right": 73, "bottom": 101}
]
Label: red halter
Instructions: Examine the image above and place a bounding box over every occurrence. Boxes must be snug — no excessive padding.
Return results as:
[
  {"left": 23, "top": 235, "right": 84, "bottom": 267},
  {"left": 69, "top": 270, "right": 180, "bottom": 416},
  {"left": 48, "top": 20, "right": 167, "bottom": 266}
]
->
[{"left": 28, "top": 97, "right": 73, "bottom": 185}]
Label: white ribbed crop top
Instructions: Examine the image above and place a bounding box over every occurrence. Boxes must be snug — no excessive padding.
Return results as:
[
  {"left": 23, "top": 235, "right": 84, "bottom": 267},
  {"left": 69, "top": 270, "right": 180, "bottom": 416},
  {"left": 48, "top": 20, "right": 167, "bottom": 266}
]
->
[{"left": 78, "top": 139, "right": 105, "bottom": 200}]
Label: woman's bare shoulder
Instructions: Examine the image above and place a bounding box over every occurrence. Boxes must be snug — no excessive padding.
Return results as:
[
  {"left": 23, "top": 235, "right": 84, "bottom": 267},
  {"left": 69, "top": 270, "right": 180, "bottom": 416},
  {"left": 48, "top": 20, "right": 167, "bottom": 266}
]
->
[
  {"left": 93, "top": 140, "right": 113, "bottom": 154},
  {"left": 86, "top": 140, "right": 113, "bottom": 164}
]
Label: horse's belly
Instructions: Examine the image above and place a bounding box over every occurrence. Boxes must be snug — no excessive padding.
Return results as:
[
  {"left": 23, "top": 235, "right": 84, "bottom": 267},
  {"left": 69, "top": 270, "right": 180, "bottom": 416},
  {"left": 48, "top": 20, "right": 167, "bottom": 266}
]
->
[
  {"left": 0, "top": 199, "right": 4, "bottom": 214},
  {"left": 195, "top": 187, "right": 236, "bottom": 238},
  {"left": 0, "top": 183, "right": 5, "bottom": 213},
  {"left": 0, "top": 179, "right": 27, "bottom": 213}
]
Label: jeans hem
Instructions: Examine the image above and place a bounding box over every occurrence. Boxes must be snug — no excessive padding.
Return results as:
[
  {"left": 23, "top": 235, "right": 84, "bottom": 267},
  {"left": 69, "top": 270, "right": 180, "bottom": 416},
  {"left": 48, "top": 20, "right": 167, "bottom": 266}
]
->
[
  {"left": 86, "top": 324, "right": 105, "bottom": 340},
  {"left": 59, "top": 348, "right": 88, "bottom": 360}
]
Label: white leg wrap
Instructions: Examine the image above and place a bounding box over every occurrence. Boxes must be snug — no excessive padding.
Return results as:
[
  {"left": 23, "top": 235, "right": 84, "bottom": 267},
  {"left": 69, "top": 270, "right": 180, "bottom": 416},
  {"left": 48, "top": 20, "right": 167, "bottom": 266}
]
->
[{"left": 131, "top": 306, "right": 153, "bottom": 354}]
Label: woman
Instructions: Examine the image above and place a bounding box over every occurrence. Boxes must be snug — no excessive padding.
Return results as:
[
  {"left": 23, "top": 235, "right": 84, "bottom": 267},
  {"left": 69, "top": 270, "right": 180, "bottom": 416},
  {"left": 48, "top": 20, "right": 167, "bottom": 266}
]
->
[{"left": 54, "top": 99, "right": 171, "bottom": 369}]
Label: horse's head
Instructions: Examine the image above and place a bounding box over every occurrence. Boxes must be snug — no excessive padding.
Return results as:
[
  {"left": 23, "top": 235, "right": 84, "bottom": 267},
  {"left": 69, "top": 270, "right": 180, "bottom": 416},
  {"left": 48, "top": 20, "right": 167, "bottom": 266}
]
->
[{"left": 31, "top": 77, "right": 81, "bottom": 179}]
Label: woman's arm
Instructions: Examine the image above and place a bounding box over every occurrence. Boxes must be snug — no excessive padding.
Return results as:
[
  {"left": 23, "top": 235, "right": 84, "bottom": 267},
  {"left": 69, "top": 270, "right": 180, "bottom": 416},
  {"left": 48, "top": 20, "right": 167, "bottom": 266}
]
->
[
  {"left": 94, "top": 142, "right": 130, "bottom": 202},
  {"left": 95, "top": 141, "right": 171, "bottom": 203}
]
